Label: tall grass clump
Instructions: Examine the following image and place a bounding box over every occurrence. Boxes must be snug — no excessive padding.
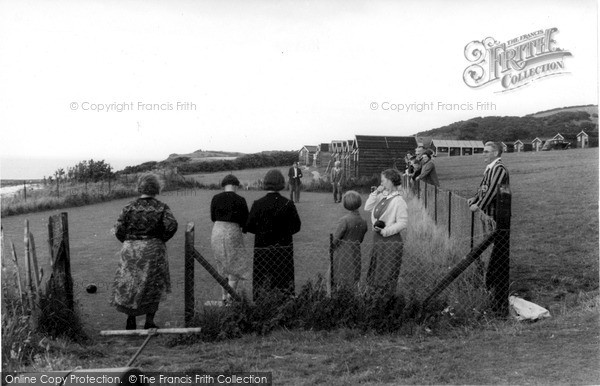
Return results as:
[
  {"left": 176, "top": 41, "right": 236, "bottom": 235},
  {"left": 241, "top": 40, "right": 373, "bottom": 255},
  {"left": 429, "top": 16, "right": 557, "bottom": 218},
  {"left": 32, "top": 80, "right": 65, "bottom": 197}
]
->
[
  {"left": 401, "top": 189, "right": 491, "bottom": 323},
  {"left": 2, "top": 250, "right": 88, "bottom": 371}
]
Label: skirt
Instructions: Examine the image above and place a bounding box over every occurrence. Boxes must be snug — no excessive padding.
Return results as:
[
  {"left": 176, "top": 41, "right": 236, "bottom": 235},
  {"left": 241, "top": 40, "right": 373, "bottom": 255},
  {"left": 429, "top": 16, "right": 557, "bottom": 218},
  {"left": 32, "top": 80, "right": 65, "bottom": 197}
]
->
[
  {"left": 366, "top": 232, "right": 403, "bottom": 293},
  {"left": 111, "top": 239, "right": 171, "bottom": 316},
  {"left": 211, "top": 221, "right": 249, "bottom": 281}
]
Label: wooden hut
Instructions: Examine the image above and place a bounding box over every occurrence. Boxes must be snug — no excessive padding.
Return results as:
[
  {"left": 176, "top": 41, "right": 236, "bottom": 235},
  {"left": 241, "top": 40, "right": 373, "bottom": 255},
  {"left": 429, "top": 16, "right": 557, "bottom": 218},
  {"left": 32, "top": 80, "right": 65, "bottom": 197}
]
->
[
  {"left": 576, "top": 130, "right": 599, "bottom": 148},
  {"left": 315, "top": 143, "right": 331, "bottom": 166},
  {"left": 298, "top": 145, "right": 318, "bottom": 166},
  {"left": 500, "top": 142, "right": 515, "bottom": 153},
  {"left": 430, "top": 139, "right": 484, "bottom": 157},
  {"left": 353, "top": 135, "right": 417, "bottom": 178},
  {"left": 532, "top": 137, "right": 550, "bottom": 152},
  {"left": 514, "top": 139, "right": 534, "bottom": 152}
]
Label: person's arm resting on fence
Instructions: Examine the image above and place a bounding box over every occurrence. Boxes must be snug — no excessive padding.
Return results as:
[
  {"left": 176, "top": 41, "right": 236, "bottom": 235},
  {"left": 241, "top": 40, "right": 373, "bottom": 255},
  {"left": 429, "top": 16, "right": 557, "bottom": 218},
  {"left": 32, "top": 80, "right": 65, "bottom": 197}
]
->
[
  {"left": 471, "top": 165, "right": 507, "bottom": 212},
  {"left": 380, "top": 198, "right": 408, "bottom": 237},
  {"left": 415, "top": 162, "right": 431, "bottom": 181}
]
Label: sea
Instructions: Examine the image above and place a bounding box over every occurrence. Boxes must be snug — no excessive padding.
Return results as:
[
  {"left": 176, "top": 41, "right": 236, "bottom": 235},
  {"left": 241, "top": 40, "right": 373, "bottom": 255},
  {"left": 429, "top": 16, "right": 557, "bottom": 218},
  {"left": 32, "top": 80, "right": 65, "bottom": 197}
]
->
[{"left": 0, "top": 157, "right": 150, "bottom": 180}]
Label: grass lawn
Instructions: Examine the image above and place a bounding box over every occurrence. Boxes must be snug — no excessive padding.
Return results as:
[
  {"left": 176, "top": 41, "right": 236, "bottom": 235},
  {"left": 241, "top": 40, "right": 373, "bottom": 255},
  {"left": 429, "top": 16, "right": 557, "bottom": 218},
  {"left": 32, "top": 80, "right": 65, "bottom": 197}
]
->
[{"left": 1, "top": 147, "right": 598, "bottom": 383}]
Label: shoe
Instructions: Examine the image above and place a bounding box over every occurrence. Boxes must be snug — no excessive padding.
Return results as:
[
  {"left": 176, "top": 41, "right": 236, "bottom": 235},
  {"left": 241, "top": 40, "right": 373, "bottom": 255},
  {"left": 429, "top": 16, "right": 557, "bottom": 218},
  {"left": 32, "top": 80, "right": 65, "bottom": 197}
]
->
[
  {"left": 126, "top": 317, "right": 136, "bottom": 330},
  {"left": 144, "top": 322, "right": 159, "bottom": 329}
]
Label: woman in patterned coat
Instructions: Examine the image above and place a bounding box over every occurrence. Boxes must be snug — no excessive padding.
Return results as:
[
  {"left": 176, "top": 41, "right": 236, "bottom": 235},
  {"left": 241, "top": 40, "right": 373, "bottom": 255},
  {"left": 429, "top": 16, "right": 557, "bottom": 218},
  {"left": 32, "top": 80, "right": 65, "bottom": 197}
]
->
[{"left": 111, "top": 173, "right": 178, "bottom": 330}]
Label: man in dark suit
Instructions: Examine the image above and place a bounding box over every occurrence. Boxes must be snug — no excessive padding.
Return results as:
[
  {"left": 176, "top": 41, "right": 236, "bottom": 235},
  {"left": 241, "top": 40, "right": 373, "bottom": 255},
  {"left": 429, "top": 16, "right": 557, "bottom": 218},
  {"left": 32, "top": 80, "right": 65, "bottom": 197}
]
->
[
  {"left": 468, "top": 141, "right": 510, "bottom": 316},
  {"left": 288, "top": 162, "right": 303, "bottom": 203}
]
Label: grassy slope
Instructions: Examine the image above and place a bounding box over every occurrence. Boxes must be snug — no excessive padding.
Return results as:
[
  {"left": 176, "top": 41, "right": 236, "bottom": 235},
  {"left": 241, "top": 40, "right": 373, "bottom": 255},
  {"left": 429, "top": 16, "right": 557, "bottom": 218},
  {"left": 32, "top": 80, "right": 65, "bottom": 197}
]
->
[{"left": 1, "top": 148, "right": 598, "bottom": 383}]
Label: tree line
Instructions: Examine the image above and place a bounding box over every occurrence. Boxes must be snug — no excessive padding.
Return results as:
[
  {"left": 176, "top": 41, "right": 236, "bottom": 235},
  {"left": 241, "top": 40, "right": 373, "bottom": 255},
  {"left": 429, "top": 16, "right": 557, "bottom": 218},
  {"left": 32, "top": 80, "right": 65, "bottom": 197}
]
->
[
  {"left": 120, "top": 151, "right": 298, "bottom": 175},
  {"left": 45, "top": 159, "right": 114, "bottom": 185}
]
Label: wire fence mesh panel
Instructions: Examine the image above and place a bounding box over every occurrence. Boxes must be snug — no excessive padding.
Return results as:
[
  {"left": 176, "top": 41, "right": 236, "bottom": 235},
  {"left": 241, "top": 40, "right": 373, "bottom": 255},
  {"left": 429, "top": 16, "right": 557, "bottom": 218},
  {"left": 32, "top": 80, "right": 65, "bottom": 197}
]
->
[
  {"left": 182, "top": 180, "right": 507, "bottom": 327},
  {"left": 187, "top": 233, "right": 502, "bottom": 321}
]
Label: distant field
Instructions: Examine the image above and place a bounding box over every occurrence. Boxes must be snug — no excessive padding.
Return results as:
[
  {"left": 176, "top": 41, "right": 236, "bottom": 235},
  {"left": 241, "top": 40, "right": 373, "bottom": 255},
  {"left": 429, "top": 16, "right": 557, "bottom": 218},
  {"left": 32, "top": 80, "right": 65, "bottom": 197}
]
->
[
  {"left": 184, "top": 165, "right": 328, "bottom": 187},
  {"left": 1, "top": 147, "right": 598, "bottom": 332},
  {"left": 530, "top": 105, "right": 598, "bottom": 120}
]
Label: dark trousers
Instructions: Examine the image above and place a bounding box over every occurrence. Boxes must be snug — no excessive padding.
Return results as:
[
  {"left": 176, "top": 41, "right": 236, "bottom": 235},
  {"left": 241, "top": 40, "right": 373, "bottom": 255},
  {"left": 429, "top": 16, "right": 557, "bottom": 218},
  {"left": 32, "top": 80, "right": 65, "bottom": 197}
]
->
[
  {"left": 289, "top": 181, "right": 301, "bottom": 202},
  {"left": 332, "top": 183, "right": 342, "bottom": 202}
]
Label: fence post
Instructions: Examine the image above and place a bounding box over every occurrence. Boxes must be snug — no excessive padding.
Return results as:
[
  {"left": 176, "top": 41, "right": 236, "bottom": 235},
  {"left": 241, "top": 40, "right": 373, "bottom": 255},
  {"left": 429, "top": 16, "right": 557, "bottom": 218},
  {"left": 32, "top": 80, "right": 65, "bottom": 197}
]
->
[
  {"left": 447, "top": 191, "right": 452, "bottom": 237},
  {"left": 487, "top": 185, "right": 511, "bottom": 317},
  {"left": 184, "top": 223, "right": 195, "bottom": 327},
  {"left": 434, "top": 186, "right": 438, "bottom": 224},
  {"left": 423, "top": 182, "right": 428, "bottom": 209},
  {"left": 421, "top": 231, "right": 496, "bottom": 310},
  {"left": 329, "top": 234, "right": 334, "bottom": 290},
  {"left": 470, "top": 211, "right": 475, "bottom": 249},
  {"left": 417, "top": 180, "right": 421, "bottom": 199},
  {"left": 24, "top": 220, "right": 34, "bottom": 310},
  {"left": 48, "top": 213, "right": 74, "bottom": 312}
]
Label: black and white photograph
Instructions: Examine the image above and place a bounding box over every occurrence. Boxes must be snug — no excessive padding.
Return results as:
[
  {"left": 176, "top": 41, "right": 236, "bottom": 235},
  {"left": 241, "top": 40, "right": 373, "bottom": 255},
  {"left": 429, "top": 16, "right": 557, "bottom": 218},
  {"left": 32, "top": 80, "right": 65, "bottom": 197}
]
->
[{"left": 1, "top": 0, "right": 598, "bottom": 384}]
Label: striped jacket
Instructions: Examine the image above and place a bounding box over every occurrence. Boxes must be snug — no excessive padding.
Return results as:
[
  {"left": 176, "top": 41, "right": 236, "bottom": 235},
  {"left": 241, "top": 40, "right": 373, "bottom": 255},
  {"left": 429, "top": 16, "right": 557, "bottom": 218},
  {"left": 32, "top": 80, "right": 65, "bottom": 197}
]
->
[{"left": 471, "top": 158, "right": 509, "bottom": 219}]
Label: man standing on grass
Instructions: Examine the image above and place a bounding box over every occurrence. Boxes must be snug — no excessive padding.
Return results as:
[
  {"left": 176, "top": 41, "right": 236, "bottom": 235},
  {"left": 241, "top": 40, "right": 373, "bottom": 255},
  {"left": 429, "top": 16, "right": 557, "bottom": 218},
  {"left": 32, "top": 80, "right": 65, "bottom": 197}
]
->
[
  {"left": 288, "top": 161, "right": 303, "bottom": 203},
  {"left": 468, "top": 141, "right": 510, "bottom": 316}
]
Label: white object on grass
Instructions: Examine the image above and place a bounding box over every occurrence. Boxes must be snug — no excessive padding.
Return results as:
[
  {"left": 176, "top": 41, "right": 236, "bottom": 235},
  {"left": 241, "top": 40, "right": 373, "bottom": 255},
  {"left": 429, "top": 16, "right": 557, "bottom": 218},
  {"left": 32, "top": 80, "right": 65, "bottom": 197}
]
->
[{"left": 509, "top": 296, "right": 551, "bottom": 321}]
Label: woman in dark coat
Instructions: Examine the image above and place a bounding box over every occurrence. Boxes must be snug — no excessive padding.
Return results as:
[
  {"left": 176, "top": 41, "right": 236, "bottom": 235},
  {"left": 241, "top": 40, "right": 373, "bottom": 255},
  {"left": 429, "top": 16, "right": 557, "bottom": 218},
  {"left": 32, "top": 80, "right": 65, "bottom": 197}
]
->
[
  {"left": 111, "top": 173, "right": 178, "bottom": 330},
  {"left": 244, "top": 169, "right": 301, "bottom": 301}
]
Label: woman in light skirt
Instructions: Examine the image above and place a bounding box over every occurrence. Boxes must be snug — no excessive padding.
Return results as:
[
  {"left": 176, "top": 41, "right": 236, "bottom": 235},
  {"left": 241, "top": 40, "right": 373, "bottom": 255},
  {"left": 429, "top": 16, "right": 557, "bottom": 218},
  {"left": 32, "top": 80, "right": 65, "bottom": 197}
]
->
[{"left": 210, "top": 174, "right": 249, "bottom": 302}]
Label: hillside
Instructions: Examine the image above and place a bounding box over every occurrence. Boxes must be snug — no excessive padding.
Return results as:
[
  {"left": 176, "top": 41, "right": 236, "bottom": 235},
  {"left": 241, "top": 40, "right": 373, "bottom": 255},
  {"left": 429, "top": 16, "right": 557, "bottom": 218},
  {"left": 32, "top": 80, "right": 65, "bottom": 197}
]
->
[
  {"left": 165, "top": 149, "right": 245, "bottom": 162},
  {"left": 415, "top": 105, "right": 598, "bottom": 141}
]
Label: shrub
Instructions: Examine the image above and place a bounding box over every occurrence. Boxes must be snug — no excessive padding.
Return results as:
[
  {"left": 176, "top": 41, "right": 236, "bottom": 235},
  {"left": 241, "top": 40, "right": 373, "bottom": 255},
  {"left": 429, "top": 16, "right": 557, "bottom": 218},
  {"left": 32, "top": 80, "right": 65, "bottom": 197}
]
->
[{"left": 169, "top": 278, "right": 436, "bottom": 345}]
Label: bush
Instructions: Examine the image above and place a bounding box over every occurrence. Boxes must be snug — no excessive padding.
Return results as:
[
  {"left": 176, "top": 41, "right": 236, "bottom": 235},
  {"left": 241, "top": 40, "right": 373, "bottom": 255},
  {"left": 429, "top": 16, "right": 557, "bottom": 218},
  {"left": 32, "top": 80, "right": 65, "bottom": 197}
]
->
[{"left": 169, "top": 278, "right": 436, "bottom": 345}]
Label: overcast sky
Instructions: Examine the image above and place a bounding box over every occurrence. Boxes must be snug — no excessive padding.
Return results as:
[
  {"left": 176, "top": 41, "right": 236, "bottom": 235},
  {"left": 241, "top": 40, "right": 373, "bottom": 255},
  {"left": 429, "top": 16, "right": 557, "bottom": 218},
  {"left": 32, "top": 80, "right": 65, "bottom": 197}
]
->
[{"left": 0, "top": 0, "right": 597, "bottom": 179}]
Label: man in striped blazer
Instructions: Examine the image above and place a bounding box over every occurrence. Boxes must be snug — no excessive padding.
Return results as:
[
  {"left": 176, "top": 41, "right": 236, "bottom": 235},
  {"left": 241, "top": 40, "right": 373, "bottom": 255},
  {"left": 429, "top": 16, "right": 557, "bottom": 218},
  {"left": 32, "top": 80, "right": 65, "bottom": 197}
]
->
[
  {"left": 468, "top": 141, "right": 509, "bottom": 219},
  {"left": 468, "top": 141, "right": 510, "bottom": 316}
]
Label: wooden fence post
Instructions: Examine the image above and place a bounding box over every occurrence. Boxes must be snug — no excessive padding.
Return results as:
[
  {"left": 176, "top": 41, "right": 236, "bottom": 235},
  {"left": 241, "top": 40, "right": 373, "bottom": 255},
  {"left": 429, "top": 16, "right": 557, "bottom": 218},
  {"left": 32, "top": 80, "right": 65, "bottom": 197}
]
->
[
  {"left": 423, "top": 182, "right": 428, "bottom": 209},
  {"left": 329, "top": 234, "right": 334, "bottom": 291},
  {"left": 447, "top": 191, "right": 452, "bottom": 237},
  {"left": 434, "top": 186, "right": 438, "bottom": 224},
  {"left": 48, "top": 212, "right": 74, "bottom": 312},
  {"left": 487, "top": 185, "right": 511, "bottom": 317},
  {"left": 184, "top": 223, "right": 195, "bottom": 327},
  {"left": 421, "top": 231, "right": 496, "bottom": 310},
  {"left": 470, "top": 211, "right": 475, "bottom": 249}
]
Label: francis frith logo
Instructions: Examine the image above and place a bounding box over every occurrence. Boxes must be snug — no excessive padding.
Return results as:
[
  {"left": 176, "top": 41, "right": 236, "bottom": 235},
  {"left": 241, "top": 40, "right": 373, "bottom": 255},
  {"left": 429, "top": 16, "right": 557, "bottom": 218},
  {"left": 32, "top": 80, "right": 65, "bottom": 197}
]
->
[{"left": 463, "top": 28, "right": 572, "bottom": 92}]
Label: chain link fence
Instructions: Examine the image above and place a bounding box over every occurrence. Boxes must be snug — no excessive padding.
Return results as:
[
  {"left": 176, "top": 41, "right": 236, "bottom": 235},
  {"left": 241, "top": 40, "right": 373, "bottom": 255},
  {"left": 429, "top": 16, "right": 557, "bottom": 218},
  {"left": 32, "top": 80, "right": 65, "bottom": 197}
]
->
[{"left": 184, "top": 180, "right": 510, "bottom": 327}]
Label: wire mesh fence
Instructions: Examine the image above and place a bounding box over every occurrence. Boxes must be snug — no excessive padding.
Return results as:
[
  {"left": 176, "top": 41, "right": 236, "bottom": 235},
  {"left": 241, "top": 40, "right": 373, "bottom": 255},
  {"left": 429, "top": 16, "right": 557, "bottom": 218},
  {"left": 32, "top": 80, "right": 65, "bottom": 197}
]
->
[
  {"left": 186, "top": 229, "right": 506, "bottom": 325},
  {"left": 184, "top": 177, "right": 510, "bottom": 327}
]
